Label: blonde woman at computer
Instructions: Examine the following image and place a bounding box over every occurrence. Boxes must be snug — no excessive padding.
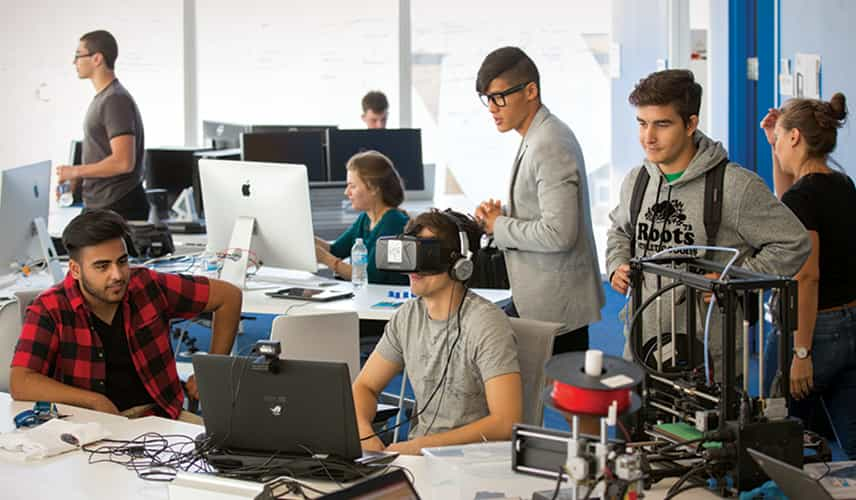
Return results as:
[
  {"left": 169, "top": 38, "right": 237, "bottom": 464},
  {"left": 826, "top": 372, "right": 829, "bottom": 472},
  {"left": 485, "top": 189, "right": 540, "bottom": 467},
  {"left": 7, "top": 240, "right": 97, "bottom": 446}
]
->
[{"left": 314, "top": 151, "right": 410, "bottom": 285}]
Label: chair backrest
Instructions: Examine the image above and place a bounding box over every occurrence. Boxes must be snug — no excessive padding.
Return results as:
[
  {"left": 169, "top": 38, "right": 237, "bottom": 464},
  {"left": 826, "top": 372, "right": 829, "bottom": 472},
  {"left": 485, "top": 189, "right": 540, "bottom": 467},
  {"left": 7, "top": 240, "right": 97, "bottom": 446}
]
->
[
  {"left": 0, "top": 289, "right": 43, "bottom": 391},
  {"left": 270, "top": 311, "right": 361, "bottom": 383},
  {"left": 509, "top": 317, "right": 566, "bottom": 426}
]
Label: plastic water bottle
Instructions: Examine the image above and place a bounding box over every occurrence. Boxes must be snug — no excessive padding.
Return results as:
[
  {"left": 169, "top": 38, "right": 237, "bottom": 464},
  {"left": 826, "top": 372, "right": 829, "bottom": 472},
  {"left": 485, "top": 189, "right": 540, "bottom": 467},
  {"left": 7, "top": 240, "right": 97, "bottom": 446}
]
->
[
  {"left": 58, "top": 181, "right": 74, "bottom": 207},
  {"left": 351, "top": 238, "right": 368, "bottom": 292}
]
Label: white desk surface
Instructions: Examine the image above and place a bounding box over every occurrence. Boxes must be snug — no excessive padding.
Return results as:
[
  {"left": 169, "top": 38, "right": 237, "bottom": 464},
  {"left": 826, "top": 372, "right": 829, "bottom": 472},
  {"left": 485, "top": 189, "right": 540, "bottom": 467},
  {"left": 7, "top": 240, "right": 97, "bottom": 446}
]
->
[
  {"left": 0, "top": 392, "right": 717, "bottom": 500},
  {"left": 1, "top": 267, "right": 510, "bottom": 322}
]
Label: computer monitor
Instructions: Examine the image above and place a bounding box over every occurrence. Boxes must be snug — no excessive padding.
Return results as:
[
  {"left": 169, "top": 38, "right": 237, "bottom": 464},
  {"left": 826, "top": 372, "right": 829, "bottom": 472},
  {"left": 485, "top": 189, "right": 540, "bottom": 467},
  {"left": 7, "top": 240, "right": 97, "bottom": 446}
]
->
[
  {"left": 249, "top": 124, "right": 337, "bottom": 136},
  {"left": 0, "top": 161, "right": 64, "bottom": 283},
  {"left": 68, "top": 140, "right": 84, "bottom": 205},
  {"left": 240, "top": 132, "right": 328, "bottom": 182},
  {"left": 327, "top": 129, "right": 424, "bottom": 190},
  {"left": 202, "top": 121, "right": 250, "bottom": 150},
  {"left": 198, "top": 159, "right": 316, "bottom": 287},
  {"left": 144, "top": 147, "right": 210, "bottom": 208}
]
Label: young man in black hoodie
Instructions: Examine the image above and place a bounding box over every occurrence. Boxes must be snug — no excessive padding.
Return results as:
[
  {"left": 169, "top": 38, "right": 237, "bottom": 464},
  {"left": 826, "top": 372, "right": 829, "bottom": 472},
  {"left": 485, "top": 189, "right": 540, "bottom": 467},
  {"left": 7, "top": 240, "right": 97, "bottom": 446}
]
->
[{"left": 606, "top": 69, "right": 810, "bottom": 374}]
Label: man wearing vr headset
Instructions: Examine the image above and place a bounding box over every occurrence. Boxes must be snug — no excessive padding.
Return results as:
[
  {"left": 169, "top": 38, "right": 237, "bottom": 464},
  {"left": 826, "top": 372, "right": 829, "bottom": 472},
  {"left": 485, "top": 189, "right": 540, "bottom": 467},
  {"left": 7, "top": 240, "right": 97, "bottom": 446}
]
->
[{"left": 354, "top": 210, "right": 522, "bottom": 455}]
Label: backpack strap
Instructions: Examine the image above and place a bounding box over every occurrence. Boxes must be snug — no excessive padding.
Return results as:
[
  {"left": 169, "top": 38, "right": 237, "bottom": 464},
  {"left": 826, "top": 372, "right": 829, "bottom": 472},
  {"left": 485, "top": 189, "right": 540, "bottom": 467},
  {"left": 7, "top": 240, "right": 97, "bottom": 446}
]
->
[
  {"left": 629, "top": 167, "right": 650, "bottom": 259},
  {"left": 703, "top": 158, "right": 729, "bottom": 248}
]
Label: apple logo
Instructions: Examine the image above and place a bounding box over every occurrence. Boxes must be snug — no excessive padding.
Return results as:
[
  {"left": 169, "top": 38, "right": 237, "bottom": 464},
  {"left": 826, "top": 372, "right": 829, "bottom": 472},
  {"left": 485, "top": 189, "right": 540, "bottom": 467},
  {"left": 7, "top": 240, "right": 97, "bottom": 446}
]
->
[
  {"left": 33, "top": 185, "right": 40, "bottom": 198},
  {"left": 241, "top": 181, "right": 251, "bottom": 197}
]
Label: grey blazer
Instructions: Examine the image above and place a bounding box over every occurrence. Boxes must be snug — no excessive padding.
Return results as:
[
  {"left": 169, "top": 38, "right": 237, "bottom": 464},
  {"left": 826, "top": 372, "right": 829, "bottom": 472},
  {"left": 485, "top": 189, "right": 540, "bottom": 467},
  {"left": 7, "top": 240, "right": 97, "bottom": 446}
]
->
[{"left": 493, "top": 105, "right": 604, "bottom": 332}]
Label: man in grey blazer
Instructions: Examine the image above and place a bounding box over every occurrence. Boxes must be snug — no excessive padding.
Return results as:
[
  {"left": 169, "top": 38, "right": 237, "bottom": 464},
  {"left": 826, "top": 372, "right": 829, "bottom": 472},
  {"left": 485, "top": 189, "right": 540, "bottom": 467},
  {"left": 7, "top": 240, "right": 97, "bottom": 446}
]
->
[{"left": 474, "top": 47, "right": 605, "bottom": 354}]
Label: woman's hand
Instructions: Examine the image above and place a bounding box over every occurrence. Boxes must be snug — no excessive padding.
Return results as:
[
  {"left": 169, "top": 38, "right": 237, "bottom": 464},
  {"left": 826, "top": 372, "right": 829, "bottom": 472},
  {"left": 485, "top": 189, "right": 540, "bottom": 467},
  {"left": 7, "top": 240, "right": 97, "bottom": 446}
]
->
[
  {"left": 790, "top": 356, "right": 814, "bottom": 400},
  {"left": 760, "top": 108, "right": 781, "bottom": 146},
  {"left": 315, "top": 239, "right": 333, "bottom": 265}
]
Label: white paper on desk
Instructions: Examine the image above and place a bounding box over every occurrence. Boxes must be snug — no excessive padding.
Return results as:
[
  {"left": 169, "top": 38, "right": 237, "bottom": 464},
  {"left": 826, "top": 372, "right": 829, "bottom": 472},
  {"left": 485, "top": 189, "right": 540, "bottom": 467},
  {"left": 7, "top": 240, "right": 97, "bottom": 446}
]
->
[{"left": 0, "top": 419, "right": 110, "bottom": 462}]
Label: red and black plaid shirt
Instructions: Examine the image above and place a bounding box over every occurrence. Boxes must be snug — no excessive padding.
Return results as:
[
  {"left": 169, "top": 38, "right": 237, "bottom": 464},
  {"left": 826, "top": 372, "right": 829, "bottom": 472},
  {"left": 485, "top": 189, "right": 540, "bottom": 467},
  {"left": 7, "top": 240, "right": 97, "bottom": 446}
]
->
[{"left": 12, "top": 268, "right": 210, "bottom": 419}]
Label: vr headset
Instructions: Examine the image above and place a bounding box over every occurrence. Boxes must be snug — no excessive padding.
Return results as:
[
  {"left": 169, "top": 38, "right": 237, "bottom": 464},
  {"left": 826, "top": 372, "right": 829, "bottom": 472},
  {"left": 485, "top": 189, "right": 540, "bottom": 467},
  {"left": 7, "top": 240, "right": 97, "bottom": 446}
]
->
[{"left": 375, "top": 211, "right": 474, "bottom": 282}]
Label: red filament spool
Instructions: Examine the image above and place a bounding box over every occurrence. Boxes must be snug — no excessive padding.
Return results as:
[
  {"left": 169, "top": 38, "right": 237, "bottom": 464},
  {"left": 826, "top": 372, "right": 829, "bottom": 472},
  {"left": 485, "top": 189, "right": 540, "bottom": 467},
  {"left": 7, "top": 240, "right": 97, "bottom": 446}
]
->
[{"left": 551, "top": 381, "right": 632, "bottom": 415}]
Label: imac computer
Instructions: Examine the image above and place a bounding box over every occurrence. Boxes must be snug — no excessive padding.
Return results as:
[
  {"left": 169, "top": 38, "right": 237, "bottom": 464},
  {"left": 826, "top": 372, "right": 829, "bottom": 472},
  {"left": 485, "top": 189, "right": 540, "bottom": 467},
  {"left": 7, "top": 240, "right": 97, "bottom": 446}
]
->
[
  {"left": 202, "top": 121, "right": 250, "bottom": 150},
  {"left": 240, "top": 131, "right": 328, "bottom": 183},
  {"left": 327, "top": 128, "right": 424, "bottom": 190},
  {"left": 198, "top": 159, "right": 316, "bottom": 288},
  {"left": 0, "top": 161, "right": 64, "bottom": 285}
]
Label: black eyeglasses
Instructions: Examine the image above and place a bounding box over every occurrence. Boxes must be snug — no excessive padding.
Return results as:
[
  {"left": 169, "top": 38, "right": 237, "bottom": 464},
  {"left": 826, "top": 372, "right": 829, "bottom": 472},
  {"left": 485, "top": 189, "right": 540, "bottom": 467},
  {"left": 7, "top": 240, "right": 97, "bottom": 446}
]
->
[
  {"left": 73, "top": 53, "right": 94, "bottom": 62},
  {"left": 478, "top": 81, "right": 532, "bottom": 108}
]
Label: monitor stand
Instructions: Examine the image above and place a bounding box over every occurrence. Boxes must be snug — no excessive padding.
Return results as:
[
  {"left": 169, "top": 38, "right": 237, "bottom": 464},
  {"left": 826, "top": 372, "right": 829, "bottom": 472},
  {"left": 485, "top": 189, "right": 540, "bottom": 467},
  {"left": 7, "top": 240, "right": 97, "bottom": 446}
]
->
[
  {"left": 219, "top": 216, "right": 255, "bottom": 289},
  {"left": 171, "top": 187, "right": 199, "bottom": 222},
  {"left": 33, "top": 217, "right": 65, "bottom": 284}
]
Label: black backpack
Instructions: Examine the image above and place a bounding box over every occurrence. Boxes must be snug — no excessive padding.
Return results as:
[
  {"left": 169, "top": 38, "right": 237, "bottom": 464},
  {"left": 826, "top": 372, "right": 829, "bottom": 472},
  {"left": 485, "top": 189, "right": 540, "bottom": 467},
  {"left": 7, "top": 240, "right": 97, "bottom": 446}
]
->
[
  {"left": 627, "top": 158, "right": 759, "bottom": 324},
  {"left": 629, "top": 158, "right": 729, "bottom": 258}
]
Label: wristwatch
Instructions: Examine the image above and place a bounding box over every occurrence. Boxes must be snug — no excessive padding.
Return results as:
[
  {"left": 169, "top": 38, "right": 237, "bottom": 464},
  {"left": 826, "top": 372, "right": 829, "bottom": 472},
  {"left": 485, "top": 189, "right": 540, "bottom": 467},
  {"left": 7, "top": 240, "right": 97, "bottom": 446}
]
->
[{"left": 793, "top": 347, "right": 812, "bottom": 359}]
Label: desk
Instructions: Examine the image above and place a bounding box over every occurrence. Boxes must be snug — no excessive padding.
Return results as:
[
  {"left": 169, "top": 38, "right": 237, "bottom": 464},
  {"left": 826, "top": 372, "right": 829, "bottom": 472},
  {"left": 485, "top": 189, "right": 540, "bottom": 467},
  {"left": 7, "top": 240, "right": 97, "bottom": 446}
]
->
[
  {"left": 241, "top": 282, "right": 511, "bottom": 321},
  {"left": 0, "top": 393, "right": 719, "bottom": 500}
]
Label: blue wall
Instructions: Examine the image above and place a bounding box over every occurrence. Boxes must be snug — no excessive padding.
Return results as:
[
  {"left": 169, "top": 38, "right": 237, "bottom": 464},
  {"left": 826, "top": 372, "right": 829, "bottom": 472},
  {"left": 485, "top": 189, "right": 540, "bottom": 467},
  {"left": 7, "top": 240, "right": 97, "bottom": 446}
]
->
[
  {"left": 610, "top": 0, "right": 669, "bottom": 177},
  {"left": 780, "top": 0, "right": 856, "bottom": 175}
]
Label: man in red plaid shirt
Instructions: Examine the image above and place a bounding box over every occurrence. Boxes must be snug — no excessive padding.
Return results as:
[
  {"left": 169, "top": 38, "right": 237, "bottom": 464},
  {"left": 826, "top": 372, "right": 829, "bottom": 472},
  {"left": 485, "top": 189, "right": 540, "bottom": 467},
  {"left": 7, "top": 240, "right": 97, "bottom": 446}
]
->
[{"left": 10, "top": 209, "right": 243, "bottom": 420}]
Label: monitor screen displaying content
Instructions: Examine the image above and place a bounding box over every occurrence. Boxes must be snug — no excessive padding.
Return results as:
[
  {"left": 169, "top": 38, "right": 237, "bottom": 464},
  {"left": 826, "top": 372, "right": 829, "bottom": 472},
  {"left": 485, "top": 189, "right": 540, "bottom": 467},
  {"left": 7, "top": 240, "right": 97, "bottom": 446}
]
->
[
  {"left": 202, "top": 120, "right": 250, "bottom": 150},
  {"left": 198, "top": 159, "right": 317, "bottom": 273},
  {"left": 327, "top": 129, "right": 424, "bottom": 191},
  {"left": 240, "top": 131, "right": 328, "bottom": 183},
  {"left": 0, "top": 161, "right": 52, "bottom": 273}
]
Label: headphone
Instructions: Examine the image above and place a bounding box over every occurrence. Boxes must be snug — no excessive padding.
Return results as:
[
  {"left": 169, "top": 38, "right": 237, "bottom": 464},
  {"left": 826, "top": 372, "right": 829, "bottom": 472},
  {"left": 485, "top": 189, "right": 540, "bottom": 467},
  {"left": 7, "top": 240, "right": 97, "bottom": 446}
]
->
[{"left": 440, "top": 210, "right": 474, "bottom": 282}]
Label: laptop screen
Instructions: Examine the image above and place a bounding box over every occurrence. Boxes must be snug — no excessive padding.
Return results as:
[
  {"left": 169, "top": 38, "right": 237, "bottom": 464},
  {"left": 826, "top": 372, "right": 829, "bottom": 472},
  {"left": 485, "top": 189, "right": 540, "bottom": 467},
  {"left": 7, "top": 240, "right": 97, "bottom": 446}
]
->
[
  {"left": 192, "top": 353, "right": 362, "bottom": 460},
  {"left": 319, "top": 469, "right": 420, "bottom": 499}
]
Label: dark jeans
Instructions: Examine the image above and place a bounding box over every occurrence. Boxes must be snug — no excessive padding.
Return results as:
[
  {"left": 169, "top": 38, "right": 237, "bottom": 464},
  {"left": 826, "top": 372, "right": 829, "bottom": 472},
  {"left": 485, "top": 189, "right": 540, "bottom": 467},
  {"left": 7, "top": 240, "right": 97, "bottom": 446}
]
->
[
  {"left": 86, "top": 183, "right": 150, "bottom": 221},
  {"left": 503, "top": 299, "right": 589, "bottom": 355},
  {"left": 763, "top": 306, "right": 856, "bottom": 459}
]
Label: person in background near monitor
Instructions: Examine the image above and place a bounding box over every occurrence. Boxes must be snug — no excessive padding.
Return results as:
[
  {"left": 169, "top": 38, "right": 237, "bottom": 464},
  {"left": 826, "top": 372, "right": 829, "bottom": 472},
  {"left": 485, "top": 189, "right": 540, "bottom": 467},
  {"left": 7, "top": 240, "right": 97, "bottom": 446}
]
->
[
  {"left": 353, "top": 210, "right": 522, "bottom": 455},
  {"left": 10, "top": 209, "right": 243, "bottom": 422},
  {"left": 362, "top": 90, "right": 389, "bottom": 129},
  {"left": 760, "top": 93, "right": 856, "bottom": 459},
  {"left": 315, "top": 151, "right": 410, "bottom": 285},
  {"left": 55, "top": 30, "right": 149, "bottom": 221},
  {"left": 474, "top": 47, "right": 604, "bottom": 355}
]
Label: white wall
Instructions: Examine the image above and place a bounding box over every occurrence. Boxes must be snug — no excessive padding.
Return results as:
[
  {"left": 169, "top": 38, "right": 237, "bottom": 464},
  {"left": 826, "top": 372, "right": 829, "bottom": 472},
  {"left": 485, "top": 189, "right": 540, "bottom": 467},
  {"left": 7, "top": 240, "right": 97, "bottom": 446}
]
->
[
  {"left": 1, "top": 1, "right": 185, "bottom": 174},
  {"left": 195, "top": 1, "right": 399, "bottom": 133}
]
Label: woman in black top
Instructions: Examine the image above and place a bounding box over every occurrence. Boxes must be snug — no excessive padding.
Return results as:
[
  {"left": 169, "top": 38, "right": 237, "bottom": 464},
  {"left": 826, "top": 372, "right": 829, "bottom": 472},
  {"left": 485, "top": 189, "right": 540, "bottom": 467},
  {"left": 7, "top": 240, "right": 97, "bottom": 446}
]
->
[{"left": 761, "top": 92, "right": 856, "bottom": 458}]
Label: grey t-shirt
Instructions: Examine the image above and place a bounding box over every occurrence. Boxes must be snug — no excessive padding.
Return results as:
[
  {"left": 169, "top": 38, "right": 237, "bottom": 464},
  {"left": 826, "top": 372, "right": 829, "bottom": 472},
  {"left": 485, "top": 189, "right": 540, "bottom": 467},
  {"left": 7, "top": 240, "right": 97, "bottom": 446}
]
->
[
  {"left": 375, "top": 291, "right": 520, "bottom": 439},
  {"left": 81, "top": 79, "right": 145, "bottom": 209}
]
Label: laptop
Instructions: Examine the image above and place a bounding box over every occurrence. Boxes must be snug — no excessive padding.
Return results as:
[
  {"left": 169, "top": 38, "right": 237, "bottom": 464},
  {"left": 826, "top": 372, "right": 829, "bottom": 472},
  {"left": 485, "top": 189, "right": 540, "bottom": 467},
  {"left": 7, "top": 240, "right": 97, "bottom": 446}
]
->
[
  {"left": 192, "top": 354, "right": 396, "bottom": 479},
  {"left": 747, "top": 448, "right": 834, "bottom": 499},
  {"left": 319, "top": 469, "right": 421, "bottom": 499}
]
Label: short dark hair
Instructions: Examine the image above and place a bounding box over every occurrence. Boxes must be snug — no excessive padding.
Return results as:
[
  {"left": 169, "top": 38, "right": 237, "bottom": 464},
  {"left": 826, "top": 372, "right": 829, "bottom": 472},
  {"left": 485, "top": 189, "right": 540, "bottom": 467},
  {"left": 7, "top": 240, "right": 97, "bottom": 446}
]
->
[
  {"left": 80, "top": 30, "right": 118, "bottom": 70},
  {"left": 476, "top": 46, "right": 540, "bottom": 98},
  {"left": 62, "top": 209, "right": 130, "bottom": 260},
  {"left": 628, "top": 69, "right": 702, "bottom": 125},
  {"left": 346, "top": 150, "right": 405, "bottom": 207},
  {"left": 362, "top": 91, "right": 389, "bottom": 114},
  {"left": 779, "top": 92, "right": 848, "bottom": 158},
  {"left": 405, "top": 209, "right": 482, "bottom": 258}
]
